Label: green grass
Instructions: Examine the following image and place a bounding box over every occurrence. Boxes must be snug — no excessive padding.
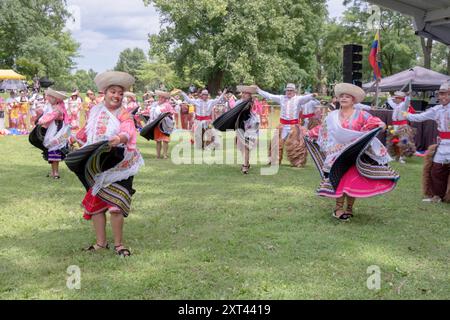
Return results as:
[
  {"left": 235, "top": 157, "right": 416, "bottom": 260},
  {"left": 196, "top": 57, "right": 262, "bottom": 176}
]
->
[{"left": 0, "top": 131, "right": 449, "bottom": 300}]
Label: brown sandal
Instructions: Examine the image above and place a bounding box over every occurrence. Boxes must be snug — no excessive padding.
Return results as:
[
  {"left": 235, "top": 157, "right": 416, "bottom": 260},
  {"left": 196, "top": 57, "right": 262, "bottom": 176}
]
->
[
  {"left": 84, "top": 243, "right": 109, "bottom": 251},
  {"left": 114, "top": 244, "right": 131, "bottom": 257}
]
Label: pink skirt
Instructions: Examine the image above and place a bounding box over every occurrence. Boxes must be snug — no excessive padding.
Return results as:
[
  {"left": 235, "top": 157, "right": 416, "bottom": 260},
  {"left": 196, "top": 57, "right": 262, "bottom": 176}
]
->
[{"left": 318, "top": 165, "right": 396, "bottom": 198}]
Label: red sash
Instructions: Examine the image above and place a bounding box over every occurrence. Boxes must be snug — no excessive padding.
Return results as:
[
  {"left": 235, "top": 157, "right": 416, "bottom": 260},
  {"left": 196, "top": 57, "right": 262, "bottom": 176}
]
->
[
  {"left": 280, "top": 118, "right": 299, "bottom": 125},
  {"left": 439, "top": 131, "right": 450, "bottom": 139},
  {"left": 300, "top": 113, "right": 315, "bottom": 119},
  {"left": 196, "top": 115, "right": 212, "bottom": 121},
  {"left": 392, "top": 120, "right": 408, "bottom": 126}
]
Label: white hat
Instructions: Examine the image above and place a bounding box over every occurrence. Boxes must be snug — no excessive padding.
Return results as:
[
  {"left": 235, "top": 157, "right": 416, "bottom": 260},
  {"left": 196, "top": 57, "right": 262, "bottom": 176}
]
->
[
  {"left": 438, "top": 82, "right": 450, "bottom": 93},
  {"left": 155, "top": 90, "right": 170, "bottom": 98},
  {"left": 237, "top": 85, "right": 258, "bottom": 94},
  {"left": 394, "top": 91, "right": 406, "bottom": 98},
  {"left": 334, "top": 83, "right": 366, "bottom": 104},
  {"left": 284, "top": 83, "right": 297, "bottom": 91},
  {"left": 124, "top": 91, "right": 136, "bottom": 98},
  {"left": 45, "top": 88, "right": 68, "bottom": 101},
  {"left": 201, "top": 89, "right": 209, "bottom": 96},
  {"left": 94, "top": 71, "right": 135, "bottom": 92}
]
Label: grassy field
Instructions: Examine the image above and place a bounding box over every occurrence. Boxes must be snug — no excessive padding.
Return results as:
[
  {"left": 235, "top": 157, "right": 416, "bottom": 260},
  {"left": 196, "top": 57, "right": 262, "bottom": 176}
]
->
[{"left": 0, "top": 130, "right": 449, "bottom": 300}]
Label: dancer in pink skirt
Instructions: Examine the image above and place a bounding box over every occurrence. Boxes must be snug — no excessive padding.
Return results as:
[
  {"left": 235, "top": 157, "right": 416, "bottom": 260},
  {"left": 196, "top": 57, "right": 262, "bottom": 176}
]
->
[{"left": 306, "top": 83, "right": 399, "bottom": 221}]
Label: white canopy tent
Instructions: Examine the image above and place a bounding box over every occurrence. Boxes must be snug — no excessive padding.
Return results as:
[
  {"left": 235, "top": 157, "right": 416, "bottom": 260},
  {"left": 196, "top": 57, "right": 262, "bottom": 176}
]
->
[
  {"left": 367, "top": 0, "right": 450, "bottom": 45},
  {"left": 363, "top": 66, "right": 450, "bottom": 92}
]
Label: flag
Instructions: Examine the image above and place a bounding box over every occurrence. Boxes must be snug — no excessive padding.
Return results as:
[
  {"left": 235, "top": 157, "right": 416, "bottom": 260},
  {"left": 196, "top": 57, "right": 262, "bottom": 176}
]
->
[{"left": 369, "top": 31, "right": 382, "bottom": 80}]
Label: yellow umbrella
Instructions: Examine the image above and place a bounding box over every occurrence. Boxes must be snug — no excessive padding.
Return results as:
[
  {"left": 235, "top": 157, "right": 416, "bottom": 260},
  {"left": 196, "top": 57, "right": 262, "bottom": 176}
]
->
[{"left": 0, "top": 69, "right": 26, "bottom": 80}]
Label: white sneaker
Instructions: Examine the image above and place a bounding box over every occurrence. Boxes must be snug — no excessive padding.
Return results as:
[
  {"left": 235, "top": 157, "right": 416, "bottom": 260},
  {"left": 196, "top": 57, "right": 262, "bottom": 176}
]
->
[{"left": 399, "top": 158, "right": 406, "bottom": 164}]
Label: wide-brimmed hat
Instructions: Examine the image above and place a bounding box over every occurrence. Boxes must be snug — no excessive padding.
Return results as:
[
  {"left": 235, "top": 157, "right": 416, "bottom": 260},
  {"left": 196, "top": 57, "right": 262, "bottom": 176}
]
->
[
  {"left": 438, "top": 82, "right": 450, "bottom": 93},
  {"left": 45, "top": 88, "right": 68, "bottom": 101},
  {"left": 393, "top": 91, "right": 406, "bottom": 98},
  {"left": 237, "top": 85, "right": 257, "bottom": 94},
  {"left": 334, "top": 83, "right": 366, "bottom": 104},
  {"left": 94, "top": 71, "right": 135, "bottom": 92},
  {"left": 155, "top": 90, "right": 170, "bottom": 98},
  {"left": 124, "top": 91, "right": 136, "bottom": 98},
  {"left": 284, "top": 83, "right": 297, "bottom": 91},
  {"left": 200, "top": 89, "right": 209, "bottom": 96}
]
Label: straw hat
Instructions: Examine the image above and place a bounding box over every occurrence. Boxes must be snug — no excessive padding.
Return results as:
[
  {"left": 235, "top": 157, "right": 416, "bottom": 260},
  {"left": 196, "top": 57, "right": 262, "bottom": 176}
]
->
[
  {"left": 334, "top": 83, "right": 366, "bottom": 104},
  {"left": 155, "top": 90, "right": 170, "bottom": 98},
  {"left": 45, "top": 88, "right": 68, "bottom": 101},
  {"left": 94, "top": 71, "right": 135, "bottom": 92},
  {"left": 394, "top": 91, "right": 406, "bottom": 98},
  {"left": 124, "top": 91, "right": 136, "bottom": 98},
  {"left": 236, "top": 85, "right": 258, "bottom": 94},
  {"left": 438, "top": 82, "right": 450, "bottom": 93},
  {"left": 284, "top": 83, "right": 297, "bottom": 91}
]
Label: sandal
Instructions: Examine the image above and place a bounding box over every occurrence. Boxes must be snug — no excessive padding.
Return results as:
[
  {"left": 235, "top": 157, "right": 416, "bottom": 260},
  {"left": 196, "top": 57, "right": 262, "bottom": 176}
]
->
[
  {"left": 332, "top": 210, "right": 351, "bottom": 221},
  {"left": 114, "top": 244, "right": 131, "bottom": 257},
  {"left": 84, "top": 243, "right": 109, "bottom": 251}
]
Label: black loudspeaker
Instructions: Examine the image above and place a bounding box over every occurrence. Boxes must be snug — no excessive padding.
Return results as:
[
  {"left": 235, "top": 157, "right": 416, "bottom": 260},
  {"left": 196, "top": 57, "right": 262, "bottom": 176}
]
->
[
  {"left": 343, "top": 44, "right": 363, "bottom": 87},
  {"left": 411, "top": 100, "right": 428, "bottom": 112}
]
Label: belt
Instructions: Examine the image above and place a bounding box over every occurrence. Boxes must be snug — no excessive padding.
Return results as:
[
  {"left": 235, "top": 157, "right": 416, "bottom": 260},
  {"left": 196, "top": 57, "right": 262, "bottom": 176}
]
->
[
  {"left": 280, "top": 118, "right": 299, "bottom": 125},
  {"left": 300, "top": 113, "right": 315, "bottom": 119},
  {"left": 195, "top": 115, "right": 212, "bottom": 121},
  {"left": 438, "top": 131, "right": 450, "bottom": 139},
  {"left": 392, "top": 120, "right": 408, "bottom": 126}
]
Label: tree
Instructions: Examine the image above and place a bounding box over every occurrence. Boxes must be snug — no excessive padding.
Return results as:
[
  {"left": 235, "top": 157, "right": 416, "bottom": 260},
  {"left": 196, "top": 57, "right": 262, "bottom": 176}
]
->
[
  {"left": 136, "top": 59, "right": 182, "bottom": 91},
  {"left": 145, "top": 0, "right": 327, "bottom": 94},
  {"left": 421, "top": 38, "right": 433, "bottom": 70},
  {"left": 114, "top": 48, "right": 148, "bottom": 91},
  {"left": 340, "top": 0, "right": 421, "bottom": 82},
  {"left": 431, "top": 42, "right": 450, "bottom": 75},
  {"left": 0, "top": 0, "right": 79, "bottom": 81}
]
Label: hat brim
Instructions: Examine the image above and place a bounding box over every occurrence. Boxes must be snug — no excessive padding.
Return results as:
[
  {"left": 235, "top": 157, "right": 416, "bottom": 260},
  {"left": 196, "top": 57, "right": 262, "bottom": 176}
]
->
[
  {"left": 155, "top": 90, "right": 170, "bottom": 98},
  {"left": 237, "top": 85, "right": 257, "bottom": 94},
  {"left": 94, "top": 71, "right": 135, "bottom": 92},
  {"left": 45, "top": 88, "right": 68, "bottom": 101},
  {"left": 334, "top": 83, "right": 366, "bottom": 104}
]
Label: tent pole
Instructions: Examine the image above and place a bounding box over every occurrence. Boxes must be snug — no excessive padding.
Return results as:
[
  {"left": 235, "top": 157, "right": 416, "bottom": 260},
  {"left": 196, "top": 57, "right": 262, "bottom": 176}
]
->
[{"left": 375, "top": 79, "right": 380, "bottom": 108}]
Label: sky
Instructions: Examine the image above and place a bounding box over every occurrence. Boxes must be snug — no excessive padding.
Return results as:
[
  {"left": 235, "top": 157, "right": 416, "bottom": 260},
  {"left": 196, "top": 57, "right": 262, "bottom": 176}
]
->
[{"left": 66, "top": 0, "right": 347, "bottom": 73}]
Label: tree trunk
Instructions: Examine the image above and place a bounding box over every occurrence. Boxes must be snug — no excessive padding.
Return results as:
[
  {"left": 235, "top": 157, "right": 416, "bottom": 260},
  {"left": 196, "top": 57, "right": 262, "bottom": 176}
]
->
[
  {"left": 207, "top": 70, "right": 224, "bottom": 96},
  {"left": 447, "top": 46, "right": 450, "bottom": 75},
  {"left": 421, "top": 37, "right": 433, "bottom": 69}
]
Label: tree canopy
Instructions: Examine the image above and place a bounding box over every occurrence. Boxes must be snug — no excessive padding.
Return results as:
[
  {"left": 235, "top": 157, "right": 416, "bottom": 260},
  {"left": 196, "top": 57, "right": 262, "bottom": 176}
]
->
[
  {"left": 145, "top": 0, "right": 328, "bottom": 93},
  {"left": 0, "top": 0, "right": 79, "bottom": 85}
]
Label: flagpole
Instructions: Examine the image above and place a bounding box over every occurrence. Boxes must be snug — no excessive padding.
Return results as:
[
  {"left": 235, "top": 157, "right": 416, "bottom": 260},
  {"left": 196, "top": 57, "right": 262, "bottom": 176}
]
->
[
  {"left": 374, "top": 79, "right": 380, "bottom": 108},
  {"left": 374, "top": 28, "right": 381, "bottom": 108}
]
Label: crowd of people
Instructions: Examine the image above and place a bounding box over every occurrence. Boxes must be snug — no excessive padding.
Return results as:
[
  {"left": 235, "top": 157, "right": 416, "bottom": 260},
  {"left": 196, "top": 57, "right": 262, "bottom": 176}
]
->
[{"left": 18, "top": 70, "right": 449, "bottom": 256}]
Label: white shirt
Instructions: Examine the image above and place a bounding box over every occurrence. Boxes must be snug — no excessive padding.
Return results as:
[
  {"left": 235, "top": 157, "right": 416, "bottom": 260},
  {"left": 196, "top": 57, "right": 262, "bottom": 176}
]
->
[
  {"left": 181, "top": 92, "right": 226, "bottom": 117},
  {"left": 301, "top": 99, "right": 321, "bottom": 115},
  {"left": 387, "top": 97, "right": 410, "bottom": 122},
  {"left": 354, "top": 103, "right": 372, "bottom": 111},
  {"left": 257, "top": 88, "right": 314, "bottom": 120},
  {"left": 407, "top": 103, "right": 450, "bottom": 164}
]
